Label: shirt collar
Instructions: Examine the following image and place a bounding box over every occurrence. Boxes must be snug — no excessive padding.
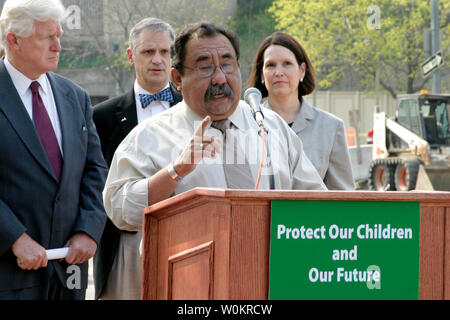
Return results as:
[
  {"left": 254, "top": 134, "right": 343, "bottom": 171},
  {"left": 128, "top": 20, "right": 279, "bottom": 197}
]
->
[
  {"left": 4, "top": 56, "right": 49, "bottom": 97},
  {"left": 229, "top": 101, "right": 249, "bottom": 130},
  {"left": 182, "top": 101, "right": 204, "bottom": 124},
  {"left": 182, "top": 100, "right": 248, "bottom": 131}
]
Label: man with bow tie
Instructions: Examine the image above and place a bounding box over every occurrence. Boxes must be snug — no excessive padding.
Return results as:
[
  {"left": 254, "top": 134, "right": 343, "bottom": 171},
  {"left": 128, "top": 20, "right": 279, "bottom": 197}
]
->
[{"left": 92, "top": 17, "right": 182, "bottom": 300}]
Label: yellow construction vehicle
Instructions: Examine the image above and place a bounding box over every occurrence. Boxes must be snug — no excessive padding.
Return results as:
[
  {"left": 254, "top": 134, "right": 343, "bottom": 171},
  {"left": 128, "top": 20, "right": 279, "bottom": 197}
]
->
[{"left": 368, "top": 91, "right": 450, "bottom": 191}]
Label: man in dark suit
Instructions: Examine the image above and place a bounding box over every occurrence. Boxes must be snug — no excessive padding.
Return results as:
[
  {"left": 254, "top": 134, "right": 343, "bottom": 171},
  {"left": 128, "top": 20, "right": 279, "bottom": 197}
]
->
[
  {"left": 93, "top": 17, "right": 181, "bottom": 300},
  {"left": 0, "top": 0, "right": 107, "bottom": 300}
]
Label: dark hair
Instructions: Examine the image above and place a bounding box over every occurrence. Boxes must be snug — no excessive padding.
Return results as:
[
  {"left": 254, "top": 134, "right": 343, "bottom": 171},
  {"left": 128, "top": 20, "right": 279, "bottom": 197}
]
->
[
  {"left": 247, "top": 32, "right": 315, "bottom": 98},
  {"left": 171, "top": 21, "right": 240, "bottom": 75}
]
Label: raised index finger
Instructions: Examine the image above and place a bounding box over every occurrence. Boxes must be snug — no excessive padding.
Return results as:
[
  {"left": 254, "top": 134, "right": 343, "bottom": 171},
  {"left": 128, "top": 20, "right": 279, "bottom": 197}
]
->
[{"left": 194, "top": 116, "right": 211, "bottom": 140}]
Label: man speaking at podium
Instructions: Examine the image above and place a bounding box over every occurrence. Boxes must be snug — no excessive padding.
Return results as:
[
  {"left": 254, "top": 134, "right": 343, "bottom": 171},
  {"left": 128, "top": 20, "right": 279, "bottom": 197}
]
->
[{"left": 103, "top": 22, "right": 325, "bottom": 297}]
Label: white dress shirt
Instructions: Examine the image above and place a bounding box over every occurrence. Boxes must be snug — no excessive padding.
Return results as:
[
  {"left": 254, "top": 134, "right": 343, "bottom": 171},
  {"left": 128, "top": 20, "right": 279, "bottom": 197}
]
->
[
  {"left": 4, "top": 57, "right": 63, "bottom": 154},
  {"left": 103, "top": 100, "right": 326, "bottom": 231},
  {"left": 134, "top": 81, "right": 170, "bottom": 124}
]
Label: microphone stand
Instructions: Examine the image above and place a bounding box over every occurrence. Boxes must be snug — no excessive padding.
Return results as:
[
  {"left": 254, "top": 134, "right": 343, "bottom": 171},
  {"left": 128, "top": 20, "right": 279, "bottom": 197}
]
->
[
  {"left": 255, "top": 119, "right": 275, "bottom": 190},
  {"left": 244, "top": 88, "right": 275, "bottom": 190}
]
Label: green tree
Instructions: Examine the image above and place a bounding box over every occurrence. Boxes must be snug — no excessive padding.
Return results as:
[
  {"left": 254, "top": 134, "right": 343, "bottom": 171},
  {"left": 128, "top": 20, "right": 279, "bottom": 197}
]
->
[
  {"left": 269, "top": 0, "right": 450, "bottom": 97},
  {"left": 230, "top": 0, "right": 277, "bottom": 86}
]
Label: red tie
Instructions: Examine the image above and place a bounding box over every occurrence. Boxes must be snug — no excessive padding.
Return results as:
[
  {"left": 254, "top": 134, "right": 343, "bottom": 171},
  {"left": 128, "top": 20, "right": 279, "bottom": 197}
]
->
[{"left": 30, "top": 81, "right": 62, "bottom": 182}]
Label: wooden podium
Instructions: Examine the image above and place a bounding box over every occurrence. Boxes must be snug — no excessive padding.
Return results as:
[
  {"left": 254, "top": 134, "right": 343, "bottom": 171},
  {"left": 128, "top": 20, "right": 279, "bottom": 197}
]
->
[{"left": 141, "top": 188, "right": 450, "bottom": 300}]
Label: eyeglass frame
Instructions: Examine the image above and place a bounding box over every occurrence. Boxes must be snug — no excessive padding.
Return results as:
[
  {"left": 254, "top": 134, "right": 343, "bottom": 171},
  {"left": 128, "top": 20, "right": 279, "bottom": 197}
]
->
[{"left": 182, "top": 59, "right": 239, "bottom": 78}]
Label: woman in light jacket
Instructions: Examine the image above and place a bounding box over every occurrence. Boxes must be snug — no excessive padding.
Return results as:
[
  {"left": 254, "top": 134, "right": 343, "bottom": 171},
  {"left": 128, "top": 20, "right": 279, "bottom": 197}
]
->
[{"left": 248, "top": 32, "right": 354, "bottom": 190}]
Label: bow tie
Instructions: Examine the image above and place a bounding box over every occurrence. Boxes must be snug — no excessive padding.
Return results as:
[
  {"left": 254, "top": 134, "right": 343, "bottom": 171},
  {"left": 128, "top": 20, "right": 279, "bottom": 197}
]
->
[{"left": 139, "top": 87, "right": 174, "bottom": 108}]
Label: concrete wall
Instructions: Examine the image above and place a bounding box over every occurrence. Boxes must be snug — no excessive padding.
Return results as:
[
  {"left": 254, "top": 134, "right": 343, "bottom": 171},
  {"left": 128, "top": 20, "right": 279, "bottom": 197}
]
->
[
  {"left": 304, "top": 90, "right": 397, "bottom": 145},
  {"left": 348, "top": 145, "right": 372, "bottom": 181},
  {"left": 56, "top": 66, "right": 134, "bottom": 98}
]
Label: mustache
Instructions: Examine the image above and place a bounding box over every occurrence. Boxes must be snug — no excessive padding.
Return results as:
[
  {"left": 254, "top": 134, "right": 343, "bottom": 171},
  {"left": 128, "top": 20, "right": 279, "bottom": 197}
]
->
[{"left": 204, "top": 84, "right": 234, "bottom": 102}]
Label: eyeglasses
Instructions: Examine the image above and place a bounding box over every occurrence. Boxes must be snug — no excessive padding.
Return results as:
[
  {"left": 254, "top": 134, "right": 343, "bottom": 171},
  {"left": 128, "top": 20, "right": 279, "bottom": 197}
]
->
[{"left": 183, "top": 60, "right": 238, "bottom": 78}]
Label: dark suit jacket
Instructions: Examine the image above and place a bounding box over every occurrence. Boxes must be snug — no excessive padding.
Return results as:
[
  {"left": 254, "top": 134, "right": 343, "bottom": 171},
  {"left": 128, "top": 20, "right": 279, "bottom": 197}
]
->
[
  {"left": 0, "top": 60, "right": 108, "bottom": 292},
  {"left": 92, "top": 84, "right": 182, "bottom": 299}
]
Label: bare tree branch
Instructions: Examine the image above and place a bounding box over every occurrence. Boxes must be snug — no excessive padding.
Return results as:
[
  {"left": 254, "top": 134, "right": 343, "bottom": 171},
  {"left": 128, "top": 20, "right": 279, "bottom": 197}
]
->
[{"left": 79, "top": 5, "right": 125, "bottom": 93}]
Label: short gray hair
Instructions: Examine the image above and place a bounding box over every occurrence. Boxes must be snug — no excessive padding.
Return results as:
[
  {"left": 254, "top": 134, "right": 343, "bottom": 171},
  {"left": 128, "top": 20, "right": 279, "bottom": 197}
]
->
[
  {"left": 0, "top": 0, "right": 65, "bottom": 50},
  {"left": 129, "top": 17, "right": 175, "bottom": 52}
]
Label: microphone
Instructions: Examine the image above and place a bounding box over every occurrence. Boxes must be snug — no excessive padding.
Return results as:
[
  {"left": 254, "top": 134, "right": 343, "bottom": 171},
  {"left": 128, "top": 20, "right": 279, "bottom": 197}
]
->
[
  {"left": 244, "top": 87, "right": 275, "bottom": 190},
  {"left": 244, "top": 87, "right": 264, "bottom": 126}
]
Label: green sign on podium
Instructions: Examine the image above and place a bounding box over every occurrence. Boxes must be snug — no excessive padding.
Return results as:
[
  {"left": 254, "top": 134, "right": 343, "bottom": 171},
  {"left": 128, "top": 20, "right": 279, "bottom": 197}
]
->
[{"left": 269, "top": 200, "right": 420, "bottom": 300}]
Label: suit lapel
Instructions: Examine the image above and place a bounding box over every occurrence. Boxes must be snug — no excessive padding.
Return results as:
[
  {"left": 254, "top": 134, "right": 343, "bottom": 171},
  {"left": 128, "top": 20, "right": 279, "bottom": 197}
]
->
[
  {"left": 0, "top": 60, "right": 56, "bottom": 180},
  {"left": 169, "top": 83, "right": 183, "bottom": 106},
  {"left": 291, "top": 99, "right": 315, "bottom": 135},
  {"left": 47, "top": 72, "right": 77, "bottom": 185},
  {"left": 115, "top": 89, "right": 138, "bottom": 134},
  {"left": 114, "top": 84, "right": 181, "bottom": 132}
]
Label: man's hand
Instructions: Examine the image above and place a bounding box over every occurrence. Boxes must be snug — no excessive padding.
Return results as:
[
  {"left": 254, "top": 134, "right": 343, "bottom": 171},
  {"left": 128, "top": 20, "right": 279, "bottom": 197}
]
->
[
  {"left": 64, "top": 232, "right": 97, "bottom": 265},
  {"left": 173, "top": 116, "right": 221, "bottom": 177},
  {"left": 147, "top": 116, "right": 221, "bottom": 206},
  {"left": 11, "top": 233, "right": 48, "bottom": 270}
]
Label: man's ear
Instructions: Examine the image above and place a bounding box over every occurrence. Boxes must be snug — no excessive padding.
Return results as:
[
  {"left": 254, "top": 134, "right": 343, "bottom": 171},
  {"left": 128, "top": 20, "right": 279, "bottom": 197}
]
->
[
  {"left": 171, "top": 67, "right": 182, "bottom": 91},
  {"left": 5, "top": 32, "right": 19, "bottom": 50},
  {"left": 126, "top": 48, "right": 134, "bottom": 67}
]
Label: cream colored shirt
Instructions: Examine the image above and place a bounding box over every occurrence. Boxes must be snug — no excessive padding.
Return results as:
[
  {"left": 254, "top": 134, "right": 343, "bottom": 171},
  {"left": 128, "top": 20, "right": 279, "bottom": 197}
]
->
[{"left": 103, "top": 100, "right": 326, "bottom": 231}]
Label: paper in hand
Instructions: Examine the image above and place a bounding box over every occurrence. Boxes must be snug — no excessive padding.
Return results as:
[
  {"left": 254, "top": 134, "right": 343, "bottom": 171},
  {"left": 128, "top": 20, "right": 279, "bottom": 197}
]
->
[{"left": 46, "top": 248, "right": 69, "bottom": 260}]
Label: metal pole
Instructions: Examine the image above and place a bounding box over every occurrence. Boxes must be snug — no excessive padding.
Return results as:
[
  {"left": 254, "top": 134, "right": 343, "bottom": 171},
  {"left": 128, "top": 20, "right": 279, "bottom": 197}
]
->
[
  {"left": 431, "top": 0, "right": 441, "bottom": 93},
  {"left": 354, "top": 92, "right": 362, "bottom": 165},
  {"left": 375, "top": 69, "right": 380, "bottom": 112}
]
